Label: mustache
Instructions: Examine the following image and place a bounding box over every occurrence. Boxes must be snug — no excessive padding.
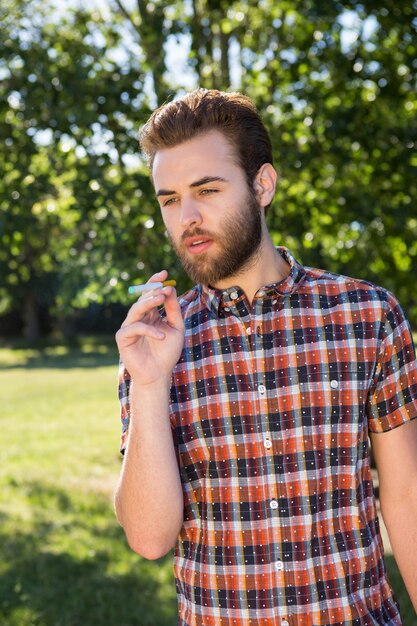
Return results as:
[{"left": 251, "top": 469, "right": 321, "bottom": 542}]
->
[{"left": 181, "top": 227, "right": 214, "bottom": 242}]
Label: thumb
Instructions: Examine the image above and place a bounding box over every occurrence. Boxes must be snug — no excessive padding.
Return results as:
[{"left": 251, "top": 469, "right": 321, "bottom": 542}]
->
[{"left": 163, "top": 288, "right": 185, "bottom": 332}]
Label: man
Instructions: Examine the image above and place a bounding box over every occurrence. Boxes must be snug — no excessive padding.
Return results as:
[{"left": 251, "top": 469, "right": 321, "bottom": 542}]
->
[{"left": 114, "top": 89, "right": 417, "bottom": 625}]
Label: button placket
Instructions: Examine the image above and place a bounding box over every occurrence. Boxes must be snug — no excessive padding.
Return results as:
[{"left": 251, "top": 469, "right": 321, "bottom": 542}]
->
[{"left": 252, "top": 300, "right": 284, "bottom": 597}]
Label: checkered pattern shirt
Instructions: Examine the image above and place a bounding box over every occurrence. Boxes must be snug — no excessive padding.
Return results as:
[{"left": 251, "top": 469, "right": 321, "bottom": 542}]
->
[{"left": 118, "top": 248, "right": 417, "bottom": 626}]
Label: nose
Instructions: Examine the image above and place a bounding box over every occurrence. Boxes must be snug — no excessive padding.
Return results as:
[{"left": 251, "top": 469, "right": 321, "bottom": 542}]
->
[{"left": 180, "top": 195, "right": 202, "bottom": 229}]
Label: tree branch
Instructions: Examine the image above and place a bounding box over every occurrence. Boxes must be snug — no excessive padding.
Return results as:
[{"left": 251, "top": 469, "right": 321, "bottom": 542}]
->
[{"left": 112, "top": 0, "right": 140, "bottom": 30}]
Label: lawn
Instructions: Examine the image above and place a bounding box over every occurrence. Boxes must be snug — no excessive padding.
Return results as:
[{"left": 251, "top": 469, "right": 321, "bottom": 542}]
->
[
  {"left": 0, "top": 339, "right": 177, "bottom": 626},
  {"left": 0, "top": 339, "right": 415, "bottom": 625}
]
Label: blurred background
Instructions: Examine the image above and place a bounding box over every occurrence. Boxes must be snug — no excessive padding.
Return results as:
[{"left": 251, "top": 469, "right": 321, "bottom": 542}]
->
[
  {"left": 0, "top": 0, "right": 416, "bottom": 624},
  {"left": 1, "top": 0, "right": 417, "bottom": 340}
]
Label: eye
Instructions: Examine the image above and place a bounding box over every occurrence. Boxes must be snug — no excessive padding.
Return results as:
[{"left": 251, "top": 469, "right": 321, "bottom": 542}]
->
[
  {"left": 200, "top": 188, "right": 218, "bottom": 196},
  {"left": 162, "top": 197, "right": 178, "bottom": 207}
]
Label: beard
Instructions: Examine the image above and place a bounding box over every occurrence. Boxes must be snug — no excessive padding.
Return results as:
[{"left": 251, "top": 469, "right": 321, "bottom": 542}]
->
[{"left": 167, "top": 188, "right": 263, "bottom": 286}]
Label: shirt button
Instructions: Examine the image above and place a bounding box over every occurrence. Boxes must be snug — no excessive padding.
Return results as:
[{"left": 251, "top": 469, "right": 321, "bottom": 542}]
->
[
  {"left": 246, "top": 326, "right": 252, "bottom": 335},
  {"left": 264, "top": 438, "right": 272, "bottom": 449},
  {"left": 258, "top": 384, "right": 266, "bottom": 394},
  {"left": 270, "top": 499, "right": 278, "bottom": 510},
  {"left": 281, "top": 620, "right": 290, "bottom": 626},
  {"left": 274, "top": 559, "right": 284, "bottom": 571},
  {"left": 330, "top": 379, "right": 339, "bottom": 389},
  {"left": 230, "top": 291, "right": 238, "bottom": 300}
]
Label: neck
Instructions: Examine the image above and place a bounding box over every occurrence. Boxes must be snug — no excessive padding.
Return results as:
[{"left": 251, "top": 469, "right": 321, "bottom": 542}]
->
[{"left": 213, "top": 228, "right": 290, "bottom": 303}]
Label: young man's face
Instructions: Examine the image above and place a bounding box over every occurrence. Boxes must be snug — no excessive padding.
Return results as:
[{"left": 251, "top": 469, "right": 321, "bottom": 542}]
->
[{"left": 152, "top": 130, "right": 263, "bottom": 287}]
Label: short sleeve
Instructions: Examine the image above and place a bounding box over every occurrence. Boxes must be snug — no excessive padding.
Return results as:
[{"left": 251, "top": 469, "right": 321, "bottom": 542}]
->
[
  {"left": 367, "top": 292, "right": 417, "bottom": 433},
  {"left": 118, "top": 361, "right": 131, "bottom": 454}
]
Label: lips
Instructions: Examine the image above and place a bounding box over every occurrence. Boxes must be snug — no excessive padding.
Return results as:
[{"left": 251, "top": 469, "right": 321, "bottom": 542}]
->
[{"left": 183, "top": 235, "right": 213, "bottom": 254}]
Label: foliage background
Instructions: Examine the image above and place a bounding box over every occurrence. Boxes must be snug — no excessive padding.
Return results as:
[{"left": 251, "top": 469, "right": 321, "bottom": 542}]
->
[{"left": 1, "top": 0, "right": 416, "bottom": 340}]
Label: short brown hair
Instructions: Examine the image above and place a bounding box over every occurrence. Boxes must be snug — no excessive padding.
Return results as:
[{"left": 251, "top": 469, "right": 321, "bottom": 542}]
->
[{"left": 139, "top": 89, "right": 274, "bottom": 191}]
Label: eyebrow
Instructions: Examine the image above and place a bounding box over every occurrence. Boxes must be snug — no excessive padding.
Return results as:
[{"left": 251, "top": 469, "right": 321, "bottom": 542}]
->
[{"left": 156, "top": 176, "right": 229, "bottom": 197}]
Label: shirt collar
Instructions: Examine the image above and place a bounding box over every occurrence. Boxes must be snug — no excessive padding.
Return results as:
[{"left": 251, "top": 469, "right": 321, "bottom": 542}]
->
[{"left": 198, "top": 247, "right": 305, "bottom": 317}]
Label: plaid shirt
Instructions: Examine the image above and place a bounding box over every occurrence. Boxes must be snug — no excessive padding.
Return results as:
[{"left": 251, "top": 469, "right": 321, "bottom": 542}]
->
[{"left": 118, "top": 248, "right": 417, "bottom": 626}]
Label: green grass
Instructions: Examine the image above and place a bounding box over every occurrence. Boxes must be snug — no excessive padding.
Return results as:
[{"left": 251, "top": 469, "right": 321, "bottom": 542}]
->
[
  {"left": 0, "top": 339, "right": 415, "bottom": 625},
  {"left": 0, "top": 339, "right": 177, "bottom": 626}
]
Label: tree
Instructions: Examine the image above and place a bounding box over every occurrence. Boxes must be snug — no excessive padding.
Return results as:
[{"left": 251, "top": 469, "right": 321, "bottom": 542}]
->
[
  {"left": 1, "top": 0, "right": 416, "bottom": 339},
  {"left": 0, "top": 0, "right": 163, "bottom": 339},
  {"left": 110, "top": 0, "right": 417, "bottom": 321}
]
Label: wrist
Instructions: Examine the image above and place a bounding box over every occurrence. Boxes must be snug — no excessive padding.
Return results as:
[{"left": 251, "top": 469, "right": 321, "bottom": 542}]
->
[
  {"left": 130, "top": 375, "right": 172, "bottom": 393},
  {"left": 129, "top": 377, "right": 172, "bottom": 414},
  {"left": 127, "top": 378, "right": 172, "bottom": 432}
]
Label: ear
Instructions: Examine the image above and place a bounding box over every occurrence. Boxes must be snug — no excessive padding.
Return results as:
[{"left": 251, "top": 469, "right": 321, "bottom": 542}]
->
[{"left": 253, "top": 163, "right": 277, "bottom": 208}]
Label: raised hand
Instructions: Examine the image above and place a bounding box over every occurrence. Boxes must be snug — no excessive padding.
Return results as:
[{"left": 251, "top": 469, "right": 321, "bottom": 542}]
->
[{"left": 115, "top": 270, "right": 185, "bottom": 387}]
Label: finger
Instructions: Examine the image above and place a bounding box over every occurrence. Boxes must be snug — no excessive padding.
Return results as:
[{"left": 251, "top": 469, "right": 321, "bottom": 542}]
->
[
  {"left": 148, "top": 269, "right": 168, "bottom": 284},
  {"left": 122, "top": 292, "right": 166, "bottom": 327},
  {"left": 116, "top": 320, "right": 165, "bottom": 346},
  {"left": 135, "top": 270, "right": 170, "bottom": 299},
  {"left": 162, "top": 288, "right": 185, "bottom": 332}
]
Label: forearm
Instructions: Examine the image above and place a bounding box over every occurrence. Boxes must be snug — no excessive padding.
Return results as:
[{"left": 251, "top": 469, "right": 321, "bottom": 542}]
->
[
  {"left": 114, "top": 379, "right": 184, "bottom": 559},
  {"left": 380, "top": 489, "right": 417, "bottom": 611}
]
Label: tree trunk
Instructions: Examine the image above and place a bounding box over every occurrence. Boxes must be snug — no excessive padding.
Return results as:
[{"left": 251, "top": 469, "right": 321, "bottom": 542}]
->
[
  {"left": 220, "top": 30, "right": 230, "bottom": 89},
  {"left": 23, "top": 291, "right": 41, "bottom": 342}
]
